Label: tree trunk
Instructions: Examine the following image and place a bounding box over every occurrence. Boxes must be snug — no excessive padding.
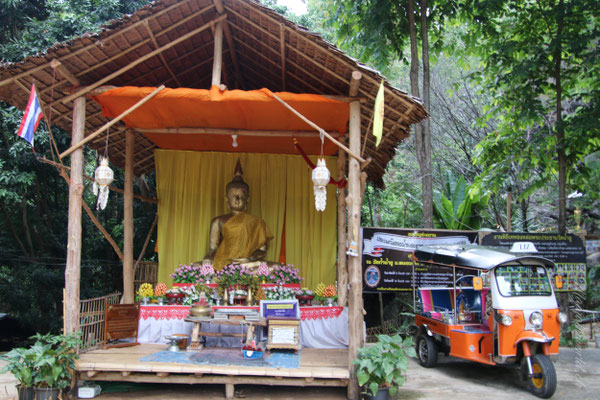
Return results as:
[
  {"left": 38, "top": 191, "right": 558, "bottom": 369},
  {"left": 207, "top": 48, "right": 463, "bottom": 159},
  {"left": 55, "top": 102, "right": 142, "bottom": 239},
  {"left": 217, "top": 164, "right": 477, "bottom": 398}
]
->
[
  {"left": 554, "top": 0, "right": 566, "bottom": 234},
  {"left": 419, "top": 0, "right": 433, "bottom": 229},
  {"left": 520, "top": 198, "right": 529, "bottom": 232}
]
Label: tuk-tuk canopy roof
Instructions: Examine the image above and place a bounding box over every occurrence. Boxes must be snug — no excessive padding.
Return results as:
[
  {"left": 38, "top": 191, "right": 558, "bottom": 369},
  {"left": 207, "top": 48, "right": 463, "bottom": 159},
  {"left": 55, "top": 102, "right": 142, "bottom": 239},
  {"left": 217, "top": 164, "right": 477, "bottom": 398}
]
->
[{"left": 412, "top": 245, "right": 555, "bottom": 271}]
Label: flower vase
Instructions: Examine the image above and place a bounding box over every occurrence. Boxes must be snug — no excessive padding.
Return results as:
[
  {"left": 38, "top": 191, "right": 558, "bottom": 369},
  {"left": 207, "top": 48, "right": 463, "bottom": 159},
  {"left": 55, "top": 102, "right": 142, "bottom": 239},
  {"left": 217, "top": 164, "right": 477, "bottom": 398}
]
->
[
  {"left": 142, "top": 297, "right": 149, "bottom": 305},
  {"left": 247, "top": 289, "right": 253, "bottom": 305},
  {"left": 223, "top": 290, "right": 229, "bottom": 304},
  {"left": 205, "top": 278, "right": 211, "bottom": 284},
  {"left": 326, "top": 297, "right": 334, "bottom": 307}
]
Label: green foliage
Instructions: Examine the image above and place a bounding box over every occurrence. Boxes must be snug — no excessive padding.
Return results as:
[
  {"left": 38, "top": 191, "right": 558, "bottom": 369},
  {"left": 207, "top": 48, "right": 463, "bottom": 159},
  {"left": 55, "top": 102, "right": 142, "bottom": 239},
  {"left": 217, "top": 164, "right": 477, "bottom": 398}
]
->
[
  {"left": 1, "top": 0, "right": 151, "bottom": 62},
  {"left": 455, "top": 0, "right": 600, "bottom": 232},
  {"left": 353, "top": 334, "right": 416, "bottom": 397},
  {"left": 433, "top": 171, "right": 489, "bottom": 230},
  {"left": 0, "top": 332, "right": 81, "bottom": 389},
  {"left": 0, "top": 0, "right": 157, "bottom": 335}
]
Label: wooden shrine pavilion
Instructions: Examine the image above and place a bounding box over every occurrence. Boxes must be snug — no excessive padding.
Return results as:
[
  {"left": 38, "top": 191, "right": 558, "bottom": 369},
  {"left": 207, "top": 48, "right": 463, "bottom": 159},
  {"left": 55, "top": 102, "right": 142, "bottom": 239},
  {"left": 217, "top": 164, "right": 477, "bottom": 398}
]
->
[{"left": 0, "top": 0, "right": 426, "bottom": 398}]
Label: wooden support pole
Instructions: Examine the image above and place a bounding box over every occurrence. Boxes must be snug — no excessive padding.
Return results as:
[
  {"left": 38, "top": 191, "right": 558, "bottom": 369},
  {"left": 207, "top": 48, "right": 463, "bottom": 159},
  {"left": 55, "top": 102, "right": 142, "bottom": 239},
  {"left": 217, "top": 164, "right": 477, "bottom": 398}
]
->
[
  {"left": 280, "top": 24, "right": 286, "bottom": 90},
  {"left": 271, "top": 93, "right": 366, "bottom": 164},
  {"left": 346, "top": 99, "right": 363, "bottom": 400},
  {"left": 123, "top": 129, "right": 135, "bottom": 303},
  {"left": 64, "top": 96, "right": 85, "bottom": 334},
  {"left": 336, "top": 148, "right": 347, "bottom": 307},
  {"left": 211, "top": 20, "right": 224, "bottom": 87},
  {"left": 61, "top": 14, "right": 226, "bottom": 104},
  {"left": 60, "top": 85, "right": 165, "bottom": 159}
]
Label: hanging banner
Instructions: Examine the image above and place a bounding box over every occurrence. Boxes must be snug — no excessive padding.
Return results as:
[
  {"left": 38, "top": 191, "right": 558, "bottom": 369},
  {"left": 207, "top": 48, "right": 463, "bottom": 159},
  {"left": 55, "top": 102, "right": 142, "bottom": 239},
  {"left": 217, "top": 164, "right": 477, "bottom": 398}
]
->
[
  {"left": 479, "top": 232, "right": 587, "bottom": 292},
  {"left": 361, "top": 228, "right": 479, "bottom": 293}
]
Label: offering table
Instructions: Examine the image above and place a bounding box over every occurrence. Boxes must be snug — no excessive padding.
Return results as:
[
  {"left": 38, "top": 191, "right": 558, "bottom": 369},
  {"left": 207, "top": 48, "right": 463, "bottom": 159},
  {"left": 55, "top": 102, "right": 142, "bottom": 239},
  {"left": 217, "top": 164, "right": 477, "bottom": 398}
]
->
[
  {"left": 138, "top": 305, "right": 349, "bottom": 348},
  {"left": 184, "top": 315, "right": 267, "bottom": 349}
]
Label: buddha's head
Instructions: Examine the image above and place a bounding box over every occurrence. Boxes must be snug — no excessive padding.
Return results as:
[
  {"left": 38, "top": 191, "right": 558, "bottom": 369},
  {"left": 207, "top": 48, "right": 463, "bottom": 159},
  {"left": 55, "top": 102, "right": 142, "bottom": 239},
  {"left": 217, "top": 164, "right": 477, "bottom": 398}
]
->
[{"left": 226, "top": 159, "right": 249, "bottom": 212}]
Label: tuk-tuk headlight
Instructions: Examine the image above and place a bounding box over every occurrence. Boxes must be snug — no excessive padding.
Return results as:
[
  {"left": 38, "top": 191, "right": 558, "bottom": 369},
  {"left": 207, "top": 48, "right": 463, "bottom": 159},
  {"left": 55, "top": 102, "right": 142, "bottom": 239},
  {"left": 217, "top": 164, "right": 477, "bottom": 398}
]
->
[
  {"left": 557, "top": 312, "right": 568, "bottom": 324},
  {"left": 530, "top": 311, "right": 543, "bottom": 328},
  {"left": 496, "top": 313, "right": 513, "bottom": 326}
]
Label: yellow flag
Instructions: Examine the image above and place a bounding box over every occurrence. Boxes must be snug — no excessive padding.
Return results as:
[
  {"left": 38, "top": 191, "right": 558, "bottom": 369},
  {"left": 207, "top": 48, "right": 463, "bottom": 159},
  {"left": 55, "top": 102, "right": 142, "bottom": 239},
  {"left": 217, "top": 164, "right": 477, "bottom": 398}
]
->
[{"left": 372, "top": 80, "right": 384, "bottom": 147}]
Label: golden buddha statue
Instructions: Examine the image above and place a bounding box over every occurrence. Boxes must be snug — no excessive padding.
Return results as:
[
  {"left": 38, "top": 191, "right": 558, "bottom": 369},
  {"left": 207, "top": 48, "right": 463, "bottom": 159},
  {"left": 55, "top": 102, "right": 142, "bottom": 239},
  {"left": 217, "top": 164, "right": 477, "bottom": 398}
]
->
[{"left": 201, "top": 160, "right": 274, "bottom": 271}]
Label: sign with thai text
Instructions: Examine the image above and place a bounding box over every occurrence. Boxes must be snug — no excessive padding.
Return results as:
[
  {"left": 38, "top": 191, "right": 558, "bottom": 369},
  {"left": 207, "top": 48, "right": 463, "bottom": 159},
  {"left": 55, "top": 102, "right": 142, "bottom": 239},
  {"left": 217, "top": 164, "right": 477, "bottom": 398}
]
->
[{"left": 361, "top": 228, "right": 479, "bottom": 292}]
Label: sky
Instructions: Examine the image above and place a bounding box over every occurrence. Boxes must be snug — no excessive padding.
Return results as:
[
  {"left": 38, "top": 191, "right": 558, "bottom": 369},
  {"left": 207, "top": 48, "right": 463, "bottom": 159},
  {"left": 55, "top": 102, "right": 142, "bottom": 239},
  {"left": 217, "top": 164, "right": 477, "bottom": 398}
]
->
[{"left": 277, "top": 0, "right": 308, "bottom": 15}]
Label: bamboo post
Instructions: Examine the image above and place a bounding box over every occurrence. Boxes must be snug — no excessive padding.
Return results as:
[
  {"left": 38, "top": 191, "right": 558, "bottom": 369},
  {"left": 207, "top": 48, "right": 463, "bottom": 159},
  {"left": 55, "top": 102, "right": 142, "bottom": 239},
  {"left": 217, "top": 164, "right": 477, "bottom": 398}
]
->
[
  {"left": 64, "top": 96, "right": 85, "bottom": 334},
  {"left": 347, "top": 99, "right": 363, "bottom": 400},
  {"left": 211, "top": 20, "right": 224, "bottom": 87},
  {"left": 123, "top": 129, "right": 135, "bottom": 303},
  {"left": 337, "top": 148, "right": 348, "bottom": 307},
  {"left": 59, "top": 85, "right": 165, "bottom": 159}
]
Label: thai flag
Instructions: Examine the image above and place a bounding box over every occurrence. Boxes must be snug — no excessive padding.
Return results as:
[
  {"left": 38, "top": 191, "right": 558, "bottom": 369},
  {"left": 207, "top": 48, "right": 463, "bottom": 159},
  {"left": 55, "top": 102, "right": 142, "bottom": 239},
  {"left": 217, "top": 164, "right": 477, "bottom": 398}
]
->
[{"left": 16, "top": 84, "right": 43, "bottom": 147}]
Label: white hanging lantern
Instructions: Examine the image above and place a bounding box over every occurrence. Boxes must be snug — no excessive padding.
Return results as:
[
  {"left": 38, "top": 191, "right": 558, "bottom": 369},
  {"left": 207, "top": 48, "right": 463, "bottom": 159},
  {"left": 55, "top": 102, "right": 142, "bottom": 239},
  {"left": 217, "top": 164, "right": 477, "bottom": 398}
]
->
[
  {"left": 312, "top": 158, "right": 330, "bottom": 211},
  {"left": 93, "top": 156, "right": 114, "bottom": 210}
]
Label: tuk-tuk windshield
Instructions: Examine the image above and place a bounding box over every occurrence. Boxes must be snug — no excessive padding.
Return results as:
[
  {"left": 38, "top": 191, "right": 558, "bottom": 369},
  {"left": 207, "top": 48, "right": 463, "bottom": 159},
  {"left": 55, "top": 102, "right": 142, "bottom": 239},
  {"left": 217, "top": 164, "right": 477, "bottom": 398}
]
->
[{"left": 495, "top": 265, "right": 552, "bottom": 297}]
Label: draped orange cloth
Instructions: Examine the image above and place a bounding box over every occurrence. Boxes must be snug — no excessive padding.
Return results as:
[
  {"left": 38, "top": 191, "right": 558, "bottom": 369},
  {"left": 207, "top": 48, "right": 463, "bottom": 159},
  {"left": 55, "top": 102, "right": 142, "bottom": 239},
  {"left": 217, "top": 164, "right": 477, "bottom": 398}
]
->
[{"left": 213, "top": 212, "right": 274, "bottom": 271}]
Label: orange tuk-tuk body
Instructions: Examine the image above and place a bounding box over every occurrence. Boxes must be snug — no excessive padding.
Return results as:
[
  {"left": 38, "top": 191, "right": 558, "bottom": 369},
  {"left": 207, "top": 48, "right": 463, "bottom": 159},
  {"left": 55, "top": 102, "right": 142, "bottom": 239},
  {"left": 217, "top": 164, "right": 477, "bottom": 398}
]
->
[{"left": 412, "top": 245, "right": 567, "bottom": 398}]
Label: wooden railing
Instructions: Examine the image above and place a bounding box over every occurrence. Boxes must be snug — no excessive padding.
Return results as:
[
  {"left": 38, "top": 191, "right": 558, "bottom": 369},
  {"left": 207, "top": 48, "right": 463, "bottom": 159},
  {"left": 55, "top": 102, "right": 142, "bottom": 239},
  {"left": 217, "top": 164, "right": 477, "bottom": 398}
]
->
[{"left": 79, "top": 292, "right": 121, "bottom": 352}]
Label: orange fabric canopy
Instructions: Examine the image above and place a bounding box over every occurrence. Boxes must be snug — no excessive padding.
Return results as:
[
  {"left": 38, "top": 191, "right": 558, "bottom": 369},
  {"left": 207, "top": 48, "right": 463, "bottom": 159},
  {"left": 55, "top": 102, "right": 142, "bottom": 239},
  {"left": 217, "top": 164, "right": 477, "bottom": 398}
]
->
[{"left": 90, "top": 86, "right": 349, "bottom": 155}]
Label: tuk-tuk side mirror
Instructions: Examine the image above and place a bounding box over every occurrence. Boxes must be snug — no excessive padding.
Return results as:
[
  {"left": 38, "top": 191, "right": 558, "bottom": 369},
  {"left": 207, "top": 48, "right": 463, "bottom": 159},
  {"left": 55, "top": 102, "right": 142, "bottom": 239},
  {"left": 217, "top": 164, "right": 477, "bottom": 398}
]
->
[
  {"left": 555, "top": 275, "right": 563, "bottom": 289},
  {"left": 473, "top": 277, "right": 483, "bottom": 291}
]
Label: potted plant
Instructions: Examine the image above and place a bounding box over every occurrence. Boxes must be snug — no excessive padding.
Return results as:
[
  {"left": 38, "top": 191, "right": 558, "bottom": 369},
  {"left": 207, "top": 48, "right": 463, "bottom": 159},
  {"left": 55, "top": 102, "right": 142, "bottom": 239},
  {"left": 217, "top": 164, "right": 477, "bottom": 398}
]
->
[
  {"left": 1, "top": 347, "right": 36, "bottom": 400},
  {"left": 2, "top": 332, "right": 81, "bottom": 400},
  {"left": 30, "top": 332, "right": 81, "bottom": 400},
  {"left": 353, "top": 334, "right": 415, "bottom": 400}
]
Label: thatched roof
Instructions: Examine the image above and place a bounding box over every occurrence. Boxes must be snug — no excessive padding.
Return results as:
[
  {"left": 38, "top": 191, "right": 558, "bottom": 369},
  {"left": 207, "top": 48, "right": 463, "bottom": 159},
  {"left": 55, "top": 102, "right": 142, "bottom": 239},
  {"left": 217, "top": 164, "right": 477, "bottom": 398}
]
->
[{"left": 0, "top": 0, "right": 426, "bottom": 186}]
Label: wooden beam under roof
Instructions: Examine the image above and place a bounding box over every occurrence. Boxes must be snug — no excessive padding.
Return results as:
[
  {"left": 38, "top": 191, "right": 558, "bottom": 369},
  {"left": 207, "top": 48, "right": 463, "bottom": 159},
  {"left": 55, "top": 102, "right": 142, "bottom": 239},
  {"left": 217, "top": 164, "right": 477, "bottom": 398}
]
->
[
  {"left": 138, "top": 127, "right": 342, "bottom": 138},
  {"left": 0, "top": 0, "right": 215, "bottom": 89},
  {"left": 280, "top": 24, "right": 286, "bottom": 91},
  {"left": 62, "top": 14, "right": 227, "bottom": 104},
  {"left": 143, "top": 20, "right": 182, "bottom": 87}
]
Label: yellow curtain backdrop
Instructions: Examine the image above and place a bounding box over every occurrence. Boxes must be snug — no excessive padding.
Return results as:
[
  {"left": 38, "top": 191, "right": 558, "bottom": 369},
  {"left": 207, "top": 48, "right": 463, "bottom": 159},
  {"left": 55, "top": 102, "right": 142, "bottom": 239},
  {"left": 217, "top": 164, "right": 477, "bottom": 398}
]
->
[
  {"left": 155, "top": 150, "right": 337, "bottom": 288},
  {"left": 285, "top": 156, "right": 338, "bottom": 289}
]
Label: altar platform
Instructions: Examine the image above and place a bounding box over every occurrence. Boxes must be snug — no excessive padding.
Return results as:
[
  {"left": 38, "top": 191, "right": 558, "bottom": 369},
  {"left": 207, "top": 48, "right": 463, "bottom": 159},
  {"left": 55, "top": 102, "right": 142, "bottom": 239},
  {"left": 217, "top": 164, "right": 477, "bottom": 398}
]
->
[{"left": 77, "top": 344, "right": 350, "bottom": 399}]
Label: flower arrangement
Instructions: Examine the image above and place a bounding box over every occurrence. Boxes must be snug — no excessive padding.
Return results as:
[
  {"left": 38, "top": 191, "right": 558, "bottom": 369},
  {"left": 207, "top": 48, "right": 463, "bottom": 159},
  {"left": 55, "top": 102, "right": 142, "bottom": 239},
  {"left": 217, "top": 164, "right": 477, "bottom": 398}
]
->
[
  {"left": 137, "top": 283, "right": 153, "bottom": 300},
  {"left": 255, "top": 262, "right": 270, "bottom": 279},
  {"left": 170, "top": 264, "right": 204, "bottom": 283},
  {"left": 296, "top": 288, "right": 314, "bottom": 296},
  {"left": 154, "top": 283, "right": 168, "bottom": 296},
  {"left": 265, "top": 285, "right": 297, "bottom": 300},
  {"left": 268, "top": 264, "right": 303, "bottom": 285},
  {"left": 314, "top": 283, "right": 337, "bottom": 303},
  {"left": 215, "top": 263, "right": 253, "bottom": 294},
  {"left": 199, "top": 263, "right": 215, "bottom": 281}
]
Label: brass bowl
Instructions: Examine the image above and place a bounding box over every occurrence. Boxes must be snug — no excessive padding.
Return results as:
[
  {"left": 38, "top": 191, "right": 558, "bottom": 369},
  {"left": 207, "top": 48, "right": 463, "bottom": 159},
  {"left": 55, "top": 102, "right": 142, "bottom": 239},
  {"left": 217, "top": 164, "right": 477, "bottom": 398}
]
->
[{"left": 189, "top": 305, "right": 211, "bottom": 317}]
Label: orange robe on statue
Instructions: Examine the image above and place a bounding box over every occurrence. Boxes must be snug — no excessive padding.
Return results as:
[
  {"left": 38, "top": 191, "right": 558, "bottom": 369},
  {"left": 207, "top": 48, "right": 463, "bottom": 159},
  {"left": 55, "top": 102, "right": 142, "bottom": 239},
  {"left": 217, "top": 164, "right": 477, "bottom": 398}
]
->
[{"left": 213, "top": 212, "right": 274, "bottom": 271}]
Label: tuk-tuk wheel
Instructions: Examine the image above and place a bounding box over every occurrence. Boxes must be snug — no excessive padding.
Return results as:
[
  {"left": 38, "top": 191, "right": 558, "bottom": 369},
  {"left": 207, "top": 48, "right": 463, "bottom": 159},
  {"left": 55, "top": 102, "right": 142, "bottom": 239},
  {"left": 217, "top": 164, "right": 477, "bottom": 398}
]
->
[
  {"left": 416, "top": 334, "right": 438, "bottom": 368},
  {"left": 522, "top": 354, "right": 557, "bottom": 398}
]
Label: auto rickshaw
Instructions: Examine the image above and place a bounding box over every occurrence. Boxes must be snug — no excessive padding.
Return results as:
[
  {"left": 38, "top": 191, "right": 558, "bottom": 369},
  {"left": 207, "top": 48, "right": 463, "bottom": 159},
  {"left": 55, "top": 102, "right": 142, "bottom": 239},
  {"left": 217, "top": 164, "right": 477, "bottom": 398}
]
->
[{"left": 412, "top": 245, "right": 567, "bottom": 398}]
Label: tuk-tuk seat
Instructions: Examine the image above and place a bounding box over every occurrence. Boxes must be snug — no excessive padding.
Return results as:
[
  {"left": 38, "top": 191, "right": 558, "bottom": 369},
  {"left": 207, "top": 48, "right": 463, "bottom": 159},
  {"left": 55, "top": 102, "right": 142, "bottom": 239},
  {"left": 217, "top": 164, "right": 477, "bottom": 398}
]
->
[{"left": 418, "top": 288, "right": 456, "bottom": 320}]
